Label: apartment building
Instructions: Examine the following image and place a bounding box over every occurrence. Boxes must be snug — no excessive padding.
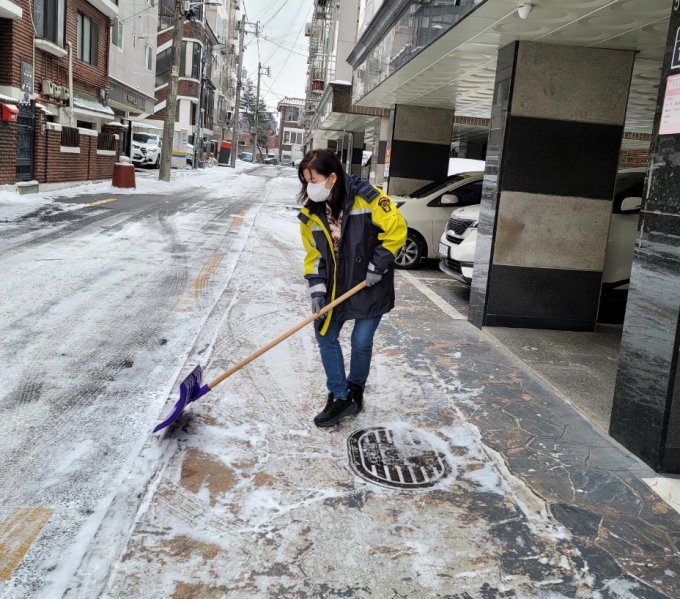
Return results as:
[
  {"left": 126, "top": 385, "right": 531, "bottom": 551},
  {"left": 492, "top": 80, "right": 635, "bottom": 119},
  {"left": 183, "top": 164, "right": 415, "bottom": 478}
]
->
[
  {"left": 147, "top": 0, "right": 239, "bottom": 162},
  {"left": 302, "top": 0, "right": 389, "bottom": 183},
  {"left": 276, "top": 97, "right": 305, "bottom": 166}
]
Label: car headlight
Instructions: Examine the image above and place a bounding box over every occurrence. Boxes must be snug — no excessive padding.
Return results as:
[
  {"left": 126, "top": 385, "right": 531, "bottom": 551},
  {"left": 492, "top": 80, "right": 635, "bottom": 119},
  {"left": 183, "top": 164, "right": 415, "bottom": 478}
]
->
[{"left": 469, "top": 220, "right": 479, "bottom": 229}]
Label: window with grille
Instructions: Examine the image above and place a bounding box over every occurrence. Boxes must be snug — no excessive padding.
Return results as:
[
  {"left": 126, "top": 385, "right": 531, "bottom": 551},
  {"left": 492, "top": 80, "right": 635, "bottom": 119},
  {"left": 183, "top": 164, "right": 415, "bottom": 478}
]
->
[
  {"left": 61, "top": 127, "right": 80, "bottom": 148},
  {"left": 77, "top": 12, "right": 99, "bottom": 66}
]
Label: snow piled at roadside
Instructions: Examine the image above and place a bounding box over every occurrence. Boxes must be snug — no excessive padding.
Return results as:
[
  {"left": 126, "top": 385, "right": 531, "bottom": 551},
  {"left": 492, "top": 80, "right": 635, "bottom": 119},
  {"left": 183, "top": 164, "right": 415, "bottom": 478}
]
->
[{"left": 0, "top": 163, "right": 255, "bottom": 222}]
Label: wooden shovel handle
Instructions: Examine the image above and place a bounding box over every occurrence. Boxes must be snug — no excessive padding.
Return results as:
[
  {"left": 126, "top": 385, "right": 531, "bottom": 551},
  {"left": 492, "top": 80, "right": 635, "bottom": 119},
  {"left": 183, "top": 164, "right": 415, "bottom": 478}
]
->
[{"left": 207, "top": 280, "right": 367, "bottom": 390}]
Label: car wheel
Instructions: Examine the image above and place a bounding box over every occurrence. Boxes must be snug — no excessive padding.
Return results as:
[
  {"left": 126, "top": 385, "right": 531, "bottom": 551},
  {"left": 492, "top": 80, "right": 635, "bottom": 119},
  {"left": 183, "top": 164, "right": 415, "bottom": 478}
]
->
[
  {"left": 155, "top": 156, "right": 160, "bottom": 169},
  {"left": 395, "top": 231, "right": 424, "bottom": 269}
]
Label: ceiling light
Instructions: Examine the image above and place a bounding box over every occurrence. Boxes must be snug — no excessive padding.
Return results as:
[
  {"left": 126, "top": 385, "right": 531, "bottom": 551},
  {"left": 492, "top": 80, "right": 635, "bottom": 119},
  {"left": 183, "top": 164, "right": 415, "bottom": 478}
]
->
[{"left": 517, "top": 2, "right": 533, "bottom": 19}]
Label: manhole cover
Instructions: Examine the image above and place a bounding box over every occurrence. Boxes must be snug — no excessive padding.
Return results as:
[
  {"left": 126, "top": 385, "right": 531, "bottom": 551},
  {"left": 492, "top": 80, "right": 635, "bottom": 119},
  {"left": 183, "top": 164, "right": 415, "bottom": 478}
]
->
[{"left": 347, "top": 426, "right": 451, "bottom": 489}]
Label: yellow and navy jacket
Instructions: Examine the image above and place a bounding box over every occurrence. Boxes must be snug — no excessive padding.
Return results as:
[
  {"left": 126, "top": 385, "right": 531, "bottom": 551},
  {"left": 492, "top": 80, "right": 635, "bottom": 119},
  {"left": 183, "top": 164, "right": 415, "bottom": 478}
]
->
[{"left": 298, "top": 174, "right": 407, "bottom": 335}]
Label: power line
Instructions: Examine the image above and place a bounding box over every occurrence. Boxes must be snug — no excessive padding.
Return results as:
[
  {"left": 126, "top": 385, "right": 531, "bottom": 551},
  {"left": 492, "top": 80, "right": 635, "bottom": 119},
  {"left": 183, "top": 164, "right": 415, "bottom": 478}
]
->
[
  {"left": 262, "top": 0, "right": 306, "bottom": 64},
  {"left": 267, "top": 2, "right": 311, "bottom": 91}
]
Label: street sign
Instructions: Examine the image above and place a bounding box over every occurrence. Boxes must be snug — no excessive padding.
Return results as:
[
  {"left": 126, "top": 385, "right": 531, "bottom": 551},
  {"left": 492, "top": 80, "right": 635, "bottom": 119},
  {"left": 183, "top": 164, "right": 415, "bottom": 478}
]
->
[{"left": 660, "top": 73, "right": 680, "bottom": 135}]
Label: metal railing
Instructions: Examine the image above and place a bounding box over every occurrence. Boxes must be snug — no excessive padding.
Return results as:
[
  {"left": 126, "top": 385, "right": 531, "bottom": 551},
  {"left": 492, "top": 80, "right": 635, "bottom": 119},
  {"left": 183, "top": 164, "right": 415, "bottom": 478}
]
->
[{"left": 61, "top": 127, "right": 80, "bottom": 148}]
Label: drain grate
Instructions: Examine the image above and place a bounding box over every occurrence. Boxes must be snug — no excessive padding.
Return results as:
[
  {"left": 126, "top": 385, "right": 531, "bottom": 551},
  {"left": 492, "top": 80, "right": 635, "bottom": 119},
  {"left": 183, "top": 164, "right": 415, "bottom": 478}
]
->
[{"left": 347, "top": 426, "right": 450, "bottom": 489}]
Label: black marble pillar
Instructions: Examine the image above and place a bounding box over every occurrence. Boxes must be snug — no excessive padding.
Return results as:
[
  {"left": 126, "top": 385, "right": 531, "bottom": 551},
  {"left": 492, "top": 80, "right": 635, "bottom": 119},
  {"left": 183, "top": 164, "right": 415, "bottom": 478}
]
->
[
  {"left": 469, "top": 41, "right": 634, "bottom": 332},
  {"left": 468, "top": 42, "right": 517, "bottom": 329},
  {"left": 386, "top": 104, "right": 454, "bottom": 197},
  {"left": 610, "top": 4, "right": 680, "bottom": 473}
]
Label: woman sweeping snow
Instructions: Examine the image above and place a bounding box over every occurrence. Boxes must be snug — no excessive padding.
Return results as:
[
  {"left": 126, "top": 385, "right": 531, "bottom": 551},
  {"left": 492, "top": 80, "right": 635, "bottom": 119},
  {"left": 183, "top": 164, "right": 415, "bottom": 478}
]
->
[{"left": 297, "top": 149, "right": 407, "bottom": 427}]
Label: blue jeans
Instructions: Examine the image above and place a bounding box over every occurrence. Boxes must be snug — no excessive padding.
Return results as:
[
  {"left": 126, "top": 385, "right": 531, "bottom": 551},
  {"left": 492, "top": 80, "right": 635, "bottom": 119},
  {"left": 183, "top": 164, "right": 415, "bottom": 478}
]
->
[{"left": 314, "top": 315, "right": 382, "bottom": 399}]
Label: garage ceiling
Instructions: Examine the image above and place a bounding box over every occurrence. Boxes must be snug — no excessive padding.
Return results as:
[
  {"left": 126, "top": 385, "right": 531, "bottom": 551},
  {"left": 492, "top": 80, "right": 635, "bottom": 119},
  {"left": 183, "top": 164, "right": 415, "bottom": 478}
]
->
[{"left": 355, "top": 0, "right": 672, "bottom": 134}]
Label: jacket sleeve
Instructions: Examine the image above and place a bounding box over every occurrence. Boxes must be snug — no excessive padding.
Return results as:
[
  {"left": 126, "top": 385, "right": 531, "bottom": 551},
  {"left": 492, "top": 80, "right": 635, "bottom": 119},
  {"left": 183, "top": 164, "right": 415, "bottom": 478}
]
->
[
  {"left": 370, "top": 193, "right": 408, "bottom": 273},
  {"left": 300, "top": 222, "right": 328, "bottom": 299}
]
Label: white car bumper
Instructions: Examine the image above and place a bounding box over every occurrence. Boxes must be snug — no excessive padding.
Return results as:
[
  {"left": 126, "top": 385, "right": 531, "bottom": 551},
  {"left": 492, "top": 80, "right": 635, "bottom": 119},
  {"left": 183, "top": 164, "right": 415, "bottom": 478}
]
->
[{"left": 437, "top": 229, "right": 476, "bottom": 285}]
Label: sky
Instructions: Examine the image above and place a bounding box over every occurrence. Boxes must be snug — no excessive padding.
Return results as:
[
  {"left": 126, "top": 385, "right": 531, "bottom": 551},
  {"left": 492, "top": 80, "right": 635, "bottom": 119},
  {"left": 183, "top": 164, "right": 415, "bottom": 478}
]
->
[{"left": 240, "top": 0, "right": 313, "bottom": 113}]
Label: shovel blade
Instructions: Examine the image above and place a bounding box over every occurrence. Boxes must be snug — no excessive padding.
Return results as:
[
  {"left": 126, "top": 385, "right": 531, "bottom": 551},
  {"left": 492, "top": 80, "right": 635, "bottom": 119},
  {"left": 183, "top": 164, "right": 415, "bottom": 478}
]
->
[{"left": 153, "top": 365, "right": 204, "bottom": 433}]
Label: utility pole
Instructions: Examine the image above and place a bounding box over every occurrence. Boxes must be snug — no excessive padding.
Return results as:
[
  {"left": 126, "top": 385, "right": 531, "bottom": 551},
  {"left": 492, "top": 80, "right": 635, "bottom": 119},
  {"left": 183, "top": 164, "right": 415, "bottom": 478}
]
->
[
  {"left": 193, "top": 43, "right": 208, "bottom": 169},
  {"left": 252, "top": 62, "right": 270, "bottom": 163},
  {"left": 159, "top": 0, "right": 185, "bottom": 181},
  {"left": 229, "top": 15, "right": 246, "bottom": 168}
]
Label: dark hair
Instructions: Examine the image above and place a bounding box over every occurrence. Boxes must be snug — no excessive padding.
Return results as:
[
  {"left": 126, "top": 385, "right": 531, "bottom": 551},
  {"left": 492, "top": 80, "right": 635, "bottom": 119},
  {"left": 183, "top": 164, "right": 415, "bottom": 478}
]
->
[{"left": 297, "top": 149, "right": 346, "bottom": 218}]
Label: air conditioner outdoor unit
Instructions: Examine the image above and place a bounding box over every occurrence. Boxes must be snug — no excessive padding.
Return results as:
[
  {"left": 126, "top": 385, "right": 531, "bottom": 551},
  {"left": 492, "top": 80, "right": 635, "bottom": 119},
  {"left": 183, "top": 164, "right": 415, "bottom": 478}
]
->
[
  {"left": 304, "top": 23, "right": 312, "bottom": 36},
  {"left": 60, "top": 87, "right": 70, "bottom": 102},
  {"left": 100, "top": 88, "right": 110, "bottom": 102},
  {"left": 53, "top": 85, "right": 63, "bottom": 99},
  {"left": 42, "top": 79, "right": 55, "bottom": 96}
]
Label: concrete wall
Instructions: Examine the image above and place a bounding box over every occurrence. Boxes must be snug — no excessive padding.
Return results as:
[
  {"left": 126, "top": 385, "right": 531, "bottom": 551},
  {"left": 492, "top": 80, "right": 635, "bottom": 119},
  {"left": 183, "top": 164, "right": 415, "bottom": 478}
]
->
[
  {"left": 335, "top": 0, "right": 360, "bottom": 83},
  {"left": 109, "top": 0, "right": 158, "bottom": 113}
]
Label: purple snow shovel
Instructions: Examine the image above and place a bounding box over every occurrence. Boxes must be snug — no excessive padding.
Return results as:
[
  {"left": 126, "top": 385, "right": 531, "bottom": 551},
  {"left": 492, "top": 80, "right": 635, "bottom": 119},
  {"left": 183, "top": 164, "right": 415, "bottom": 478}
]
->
[{"left": 153, "top": 281, "right": 367, "bottom": 433}]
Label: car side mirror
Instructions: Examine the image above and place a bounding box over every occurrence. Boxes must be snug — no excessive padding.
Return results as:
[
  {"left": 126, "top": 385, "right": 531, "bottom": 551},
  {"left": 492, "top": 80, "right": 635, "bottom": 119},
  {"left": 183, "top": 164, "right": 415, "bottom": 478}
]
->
[
  {"left": 158, "top": 141, "right": 162, "bottom": 147},
  {"left": 441, "top": 194, "right": 460, "bottom": 205},
  {"left": 620, "top": 196, "right": 641, "bottom": 212}
]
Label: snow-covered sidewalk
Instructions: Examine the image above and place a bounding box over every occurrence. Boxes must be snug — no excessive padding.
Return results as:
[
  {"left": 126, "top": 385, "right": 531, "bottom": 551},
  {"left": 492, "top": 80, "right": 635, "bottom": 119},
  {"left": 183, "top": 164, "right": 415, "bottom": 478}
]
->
[{"left": 58, "top": 178, "right": 680, "bottom": 598}]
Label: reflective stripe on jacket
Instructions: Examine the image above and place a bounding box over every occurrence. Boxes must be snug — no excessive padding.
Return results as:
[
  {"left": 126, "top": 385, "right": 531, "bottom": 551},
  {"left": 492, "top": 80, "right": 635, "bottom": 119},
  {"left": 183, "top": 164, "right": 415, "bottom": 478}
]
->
[{"left": 298, "top": 174, "right": 407, "bottom": 335}]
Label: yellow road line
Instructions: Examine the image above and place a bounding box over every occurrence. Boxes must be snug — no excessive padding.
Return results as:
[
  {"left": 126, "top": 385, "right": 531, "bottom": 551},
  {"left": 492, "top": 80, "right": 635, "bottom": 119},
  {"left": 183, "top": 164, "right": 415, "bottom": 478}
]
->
[
  {"left": 0, "top": 508, "right": 53, "bottom": 581},
  {"left": 171, "top": 253, "right": 225, "bottom": 312},
  {"left": 87, "top": 198, "right": 117, "bottom": 207},
  {"left": 232, "top": 209, "right": 247, "bottom": 227},
  {"left": 63, "top": 198, "right": 117, "bottom": 212}
]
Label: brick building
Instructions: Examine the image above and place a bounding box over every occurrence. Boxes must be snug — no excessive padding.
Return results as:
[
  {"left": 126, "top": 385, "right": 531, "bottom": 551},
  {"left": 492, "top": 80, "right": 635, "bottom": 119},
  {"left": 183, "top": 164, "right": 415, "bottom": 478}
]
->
[{"left": 0, "top": 0, "right": 121, "bottom": 188}]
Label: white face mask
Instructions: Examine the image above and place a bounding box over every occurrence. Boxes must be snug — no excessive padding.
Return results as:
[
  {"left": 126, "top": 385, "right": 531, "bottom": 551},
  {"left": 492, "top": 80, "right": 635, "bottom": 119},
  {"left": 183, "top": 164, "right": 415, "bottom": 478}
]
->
[{"left": 306, "top": 178, "right": 333, "bottom": 203}]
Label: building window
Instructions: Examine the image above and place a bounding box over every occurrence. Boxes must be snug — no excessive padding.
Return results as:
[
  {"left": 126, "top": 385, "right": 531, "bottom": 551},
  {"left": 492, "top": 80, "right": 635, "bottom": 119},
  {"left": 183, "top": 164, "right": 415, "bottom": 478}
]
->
[
  {"left": 192, "top": 43, "right": 201, "bottom": 80},
  {"left": 33, "top": 0, "right": 66, "bottom": 47},
  {"left": 111, "top": 18, "right": 123, "bottom": 49},
  {"left": 144, "top": 44, "right": 153, "bottom": 70},
  {"left": 284, "top": 106, "right": 299, "bottom": 123},
  {"left": 77, "top": 12, "right": 99, "bottom": 66},
  {"left": 156, "top": 48, "right": 170, "bottom": 87},
  {"left": 159, "top": 0, "right": 173, "bottom": 30},
  {"left": 284, "top": 130, "right": 302, "bottom": 145}
]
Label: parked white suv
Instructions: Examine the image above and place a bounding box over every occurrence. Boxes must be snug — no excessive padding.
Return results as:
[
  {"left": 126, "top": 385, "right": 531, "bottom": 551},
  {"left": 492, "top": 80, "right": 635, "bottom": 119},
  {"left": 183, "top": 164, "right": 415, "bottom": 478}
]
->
[
  {"left": 438, "top": 171, "right": 646, "bottom": 294},
  {"left": 393, "top": 171, "right": 484, "bottom": 269},
  {"left": 132, "top": 133, "right": 162, "bottom": 169}
]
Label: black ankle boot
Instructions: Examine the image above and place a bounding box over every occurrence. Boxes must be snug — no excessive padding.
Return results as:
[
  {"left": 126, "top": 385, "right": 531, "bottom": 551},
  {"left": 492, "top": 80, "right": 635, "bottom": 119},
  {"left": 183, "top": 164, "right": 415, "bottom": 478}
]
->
[
  {"left": 314, "top": 395, "right": 357, "bottom": 428},
  {"left": 347, "top": 382, "right": 364, "bottom": 413},
  {"left": 313, "top": 393, "right": 336, "bottom": 426}
]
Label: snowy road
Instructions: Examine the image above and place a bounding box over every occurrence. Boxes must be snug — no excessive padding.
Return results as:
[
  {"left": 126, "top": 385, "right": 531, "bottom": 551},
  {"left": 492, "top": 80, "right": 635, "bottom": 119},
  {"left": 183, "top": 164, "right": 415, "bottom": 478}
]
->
[{"left": 0, "top": 165, "right": 292, "bottom": 598}]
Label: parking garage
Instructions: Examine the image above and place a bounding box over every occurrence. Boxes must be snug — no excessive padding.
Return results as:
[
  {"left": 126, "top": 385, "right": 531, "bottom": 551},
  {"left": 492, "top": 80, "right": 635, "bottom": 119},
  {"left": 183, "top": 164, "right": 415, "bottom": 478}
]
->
[{"left": 344, "top": 0, "right": 680, "bottom": 473}]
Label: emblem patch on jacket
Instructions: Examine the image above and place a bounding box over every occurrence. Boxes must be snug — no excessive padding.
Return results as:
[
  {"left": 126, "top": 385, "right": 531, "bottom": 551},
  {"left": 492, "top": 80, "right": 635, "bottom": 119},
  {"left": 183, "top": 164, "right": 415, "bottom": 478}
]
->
[{"left": 379, "top": 197, "right": 392, "bottom": 213}]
